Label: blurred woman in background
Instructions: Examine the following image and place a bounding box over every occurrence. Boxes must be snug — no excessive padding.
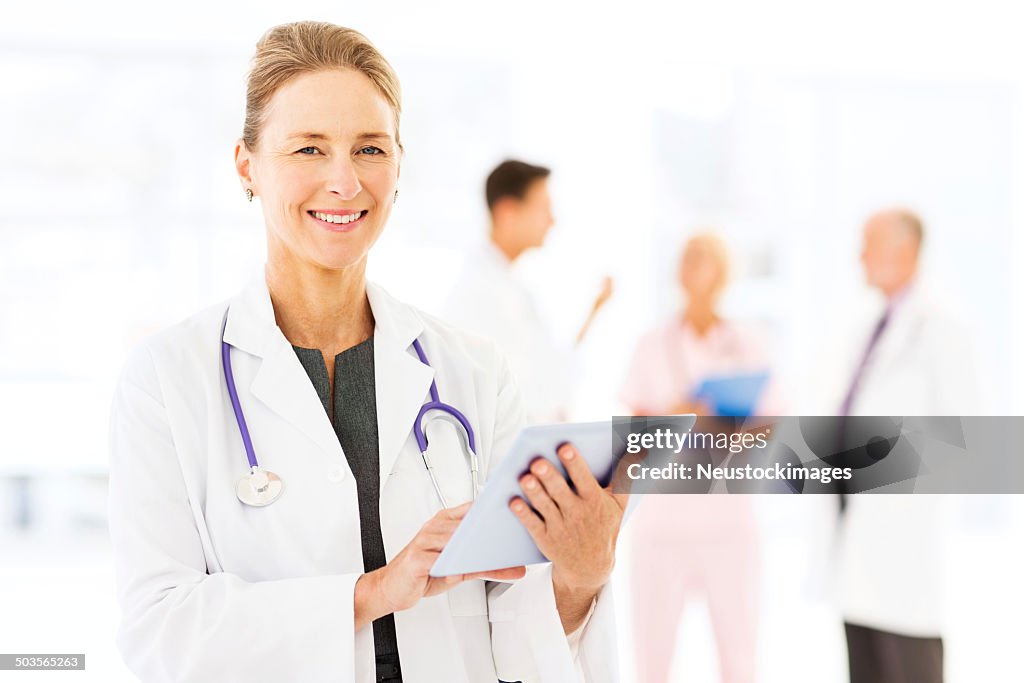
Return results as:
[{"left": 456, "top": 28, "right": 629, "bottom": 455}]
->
[{"left": 621, "top": 233, "right": 774, "bottom": 683}]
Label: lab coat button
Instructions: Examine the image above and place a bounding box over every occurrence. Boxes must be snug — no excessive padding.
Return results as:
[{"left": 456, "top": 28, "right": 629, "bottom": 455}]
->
[{"left": 327, "top": 463, "right": 346, "bottom": 482}]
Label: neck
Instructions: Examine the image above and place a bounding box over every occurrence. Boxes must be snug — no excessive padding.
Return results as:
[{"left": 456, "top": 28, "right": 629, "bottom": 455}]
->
[
  {"left": 683, "top": 300, "right": 719, "bottom": 335},
  {"left": 881, "top": 271, "right": 916, "bottom": 300},
  {"left": 490, "top": 223, "right": 525, "bottom": 263},
  {"left": 264, "top": 250, "right": 374, "bottom": 352}
]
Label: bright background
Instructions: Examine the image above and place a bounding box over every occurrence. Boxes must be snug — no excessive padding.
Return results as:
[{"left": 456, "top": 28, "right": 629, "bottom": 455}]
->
[{"left": 1, "top": 1, "right": 1022, "bottom": 680}]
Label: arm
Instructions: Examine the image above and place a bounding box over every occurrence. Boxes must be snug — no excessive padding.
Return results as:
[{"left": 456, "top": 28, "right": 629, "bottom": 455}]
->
[
  {"left": 575, "top": 277, "right": 614, "bottom": 346},
  {"left": 553, "top": 581, "right": 599, "bottom": 634},
  {"left": 486, "top": 355, "right": 621, "bottom": 682},
  {"left": 108, "top": 356, "right": 362, "bottom": 683},
  {"left": 928, "top": 315, "right": 982, "bottom": 414},
  {"left": 619, "top": 328, "right": 670, "bottom": 416}
]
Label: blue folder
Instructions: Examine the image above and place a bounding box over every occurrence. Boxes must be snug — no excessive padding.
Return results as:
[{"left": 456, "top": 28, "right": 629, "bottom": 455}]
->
[{"left": 693, "top": 371, "right": 770, "bottom": 417}]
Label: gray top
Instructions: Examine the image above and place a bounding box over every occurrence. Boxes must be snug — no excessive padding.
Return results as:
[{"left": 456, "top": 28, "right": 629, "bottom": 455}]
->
[{"left": 292, "top": 337, "right": 403, "bottom": 681}]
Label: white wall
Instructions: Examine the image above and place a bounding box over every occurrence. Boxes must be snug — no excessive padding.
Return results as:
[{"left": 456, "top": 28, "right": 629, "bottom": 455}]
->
[{"left": 1, "top": 2, "right": 1021, "bottom": 681}]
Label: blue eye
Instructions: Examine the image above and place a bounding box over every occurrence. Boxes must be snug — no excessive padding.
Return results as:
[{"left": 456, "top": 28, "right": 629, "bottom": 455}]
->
[
  {"left": 358, "top": 146, "right": 384, "bottom": 155},
  {"left": 296, "top": 146, "right": 321, "bottom": 155}
]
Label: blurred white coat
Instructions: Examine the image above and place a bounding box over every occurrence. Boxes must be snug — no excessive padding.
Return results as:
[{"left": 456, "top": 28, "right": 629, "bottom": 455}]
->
[
  {"left": 831, "top": 282, "right": 978, "bottom": 637},
  {"left": 442, "top": 242, "right": 573, "bottom": 424}
]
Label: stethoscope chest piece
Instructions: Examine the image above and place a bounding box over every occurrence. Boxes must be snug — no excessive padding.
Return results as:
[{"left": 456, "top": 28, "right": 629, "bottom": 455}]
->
[{"left": 236, "top": 467, "right": 284, "bottom": 507}]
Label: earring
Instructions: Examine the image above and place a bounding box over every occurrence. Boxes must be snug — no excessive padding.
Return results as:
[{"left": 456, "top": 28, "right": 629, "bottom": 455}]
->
[
  {"left": 245, "top": 188, "right": 254, "bottom": 202},
  {"left": 393, "top": 188, "right": 399, "bottom": 204}
]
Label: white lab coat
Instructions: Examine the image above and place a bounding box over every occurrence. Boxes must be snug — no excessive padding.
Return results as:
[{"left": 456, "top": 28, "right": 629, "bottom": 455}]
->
[
  {"left": 108, "top": 274, "right": 616, "bottom": 683},
  {"left": 441, "top": 242, "right": 573, "bottom": 424},
  {"left": 829, "top": 282, "right": 978, "bottom": 637}
]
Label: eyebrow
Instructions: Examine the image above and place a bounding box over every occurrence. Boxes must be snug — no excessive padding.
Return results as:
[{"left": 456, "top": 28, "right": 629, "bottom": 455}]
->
[{"left": 286, "top": 131, "right": 394, "bottom": 142}]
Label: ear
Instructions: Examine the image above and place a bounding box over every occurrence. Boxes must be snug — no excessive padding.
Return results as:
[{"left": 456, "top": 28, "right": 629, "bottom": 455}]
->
[
  {"left": 491, "top": 195, "right": 518, "bottom": 222},
  {"left": 234, "top": 139, "right": 253, "bottom": 187}
]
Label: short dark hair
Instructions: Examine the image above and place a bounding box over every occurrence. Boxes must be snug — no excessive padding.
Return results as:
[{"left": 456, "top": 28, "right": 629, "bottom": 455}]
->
[{"left": 485, "top": 160, "right": 550, "bottom": 212}]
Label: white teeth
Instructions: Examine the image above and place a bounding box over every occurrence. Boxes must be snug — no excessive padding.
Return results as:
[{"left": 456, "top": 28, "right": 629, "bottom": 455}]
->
[{"left": 313, "top": 211, "right": 362, "bottom": 224}]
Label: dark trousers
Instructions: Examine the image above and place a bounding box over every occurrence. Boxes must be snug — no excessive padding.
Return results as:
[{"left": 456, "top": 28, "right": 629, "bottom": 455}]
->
[{"left": 845, "top": 622, "right": 943, "bottom": 683}]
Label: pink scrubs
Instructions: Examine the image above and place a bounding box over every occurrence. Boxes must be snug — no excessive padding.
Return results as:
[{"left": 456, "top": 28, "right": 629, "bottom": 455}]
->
[{"left": 621, "top": 318, "right": 772, "bottom": 683}]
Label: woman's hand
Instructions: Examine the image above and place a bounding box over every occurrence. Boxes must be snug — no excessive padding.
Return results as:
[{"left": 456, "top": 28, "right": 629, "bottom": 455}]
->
[
  {"left": 354, "top": 503, "right": 525, "bottom": 629},
  {"left": 509, "top": 443, "right": 628, "bottom": 632}
]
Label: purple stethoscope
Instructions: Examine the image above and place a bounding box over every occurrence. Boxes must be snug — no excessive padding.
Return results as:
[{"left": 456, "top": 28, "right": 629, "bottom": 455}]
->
[{"left": 221, "top": 310, "right": 479, "bottom": 508}]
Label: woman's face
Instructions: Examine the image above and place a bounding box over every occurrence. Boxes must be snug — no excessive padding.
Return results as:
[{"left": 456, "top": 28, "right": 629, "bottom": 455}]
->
[
  {"left": 678, "top": 239, "right": 722, "bottom": 301},
  {"left": 237, "top": 68, "right": 400, "bottom": 273}
]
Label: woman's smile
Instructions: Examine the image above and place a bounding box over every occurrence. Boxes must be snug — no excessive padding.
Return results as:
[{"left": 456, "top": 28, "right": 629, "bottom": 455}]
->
[{"left": 307, "top": 208, "right": 369, "bottom": 232}]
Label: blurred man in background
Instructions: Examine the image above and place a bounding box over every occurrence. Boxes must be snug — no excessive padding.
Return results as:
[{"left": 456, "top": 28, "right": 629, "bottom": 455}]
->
[
  {"left": 835, "top": 208, "right": 978, "bottom": 683},
  {"left": 443, "top": 159, "right": 612, "bottom": 423}
]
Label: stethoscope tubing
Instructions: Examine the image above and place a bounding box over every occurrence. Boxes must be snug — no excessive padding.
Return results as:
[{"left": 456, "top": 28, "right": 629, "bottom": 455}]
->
[
  {"left": 221, "top": 316, "right": 259, "bottom": 471},
  {"left": 221, "top": 308, "right": 478, "bottom": 507}
]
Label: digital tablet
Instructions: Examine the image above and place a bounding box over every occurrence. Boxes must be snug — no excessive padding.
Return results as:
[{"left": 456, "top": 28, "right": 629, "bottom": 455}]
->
[{"left": 429, "top": 416, "right": 696, "bottom": 577}]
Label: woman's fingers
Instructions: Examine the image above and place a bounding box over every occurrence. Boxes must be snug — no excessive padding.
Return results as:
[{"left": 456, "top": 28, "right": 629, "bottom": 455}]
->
[
  {"left": 438, "top": 501, "right": 472, "bottom": 520},
  {"left": 557, "top": 443, "right": 602, "bottom": 498},
  {"left": 528, "top": 457, "right": 575, "bottom": 508},
  {"left": 452, "top": 565, "right": 527, "bottom": 583},
  {"left": 519, "top": 473, "right": 561, "bottom": 523},
  {"left": 383, "top": 501, "right": 482, "bottom": 611},
  {"left": 413, "top": 530, "right": 455, "bottom": 552},
  {"left": 509, "top": 495, "right": 546, "bottom": 537},
  {"left": 473, "top": 565, "right": 527, "bottom": 581},
  {"left": 422, "top": 515, "right": 461, "bottom": 534}
]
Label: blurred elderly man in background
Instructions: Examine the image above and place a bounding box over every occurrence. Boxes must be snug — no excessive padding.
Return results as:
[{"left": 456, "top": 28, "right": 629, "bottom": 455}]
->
[{"left": 834, "top": 208, "right": 978, "bottom": 683}]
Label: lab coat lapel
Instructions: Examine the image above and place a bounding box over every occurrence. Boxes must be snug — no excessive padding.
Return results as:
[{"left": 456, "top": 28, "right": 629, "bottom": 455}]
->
[
  {"left": 222, "top": 274, "right": 342, "bottom": 459},
  {"left": 870, "top": 287, "right": 925, "bottom": 375},
  {"left": 368, "top": 282, "right": 435, "bottom": 492}
]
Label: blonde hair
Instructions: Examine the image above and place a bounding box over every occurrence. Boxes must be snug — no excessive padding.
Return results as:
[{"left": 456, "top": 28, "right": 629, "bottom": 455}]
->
[{"left": 242, "top": 21, "right": 402, "bottom": 150}]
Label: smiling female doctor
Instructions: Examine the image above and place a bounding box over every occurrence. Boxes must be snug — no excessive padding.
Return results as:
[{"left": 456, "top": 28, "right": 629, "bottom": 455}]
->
[{"left": 108, "top": 21, "right": 622, "bottom": 683}]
